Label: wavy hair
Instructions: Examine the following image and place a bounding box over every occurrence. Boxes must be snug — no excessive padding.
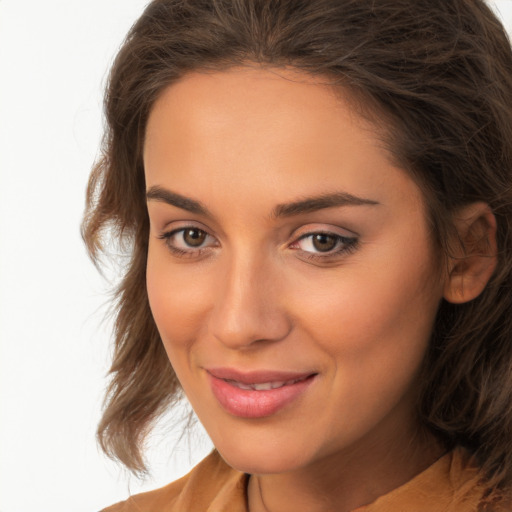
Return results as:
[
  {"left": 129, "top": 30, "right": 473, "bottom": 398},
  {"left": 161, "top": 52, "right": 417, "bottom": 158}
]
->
[{"left": 82, "top": 0, "right": 512, "bottom": 495}]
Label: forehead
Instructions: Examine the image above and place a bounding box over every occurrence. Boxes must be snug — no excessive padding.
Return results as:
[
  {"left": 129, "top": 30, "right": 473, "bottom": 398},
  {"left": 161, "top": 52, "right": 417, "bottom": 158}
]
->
[
  {"left": 143, "top": 66, "right": 425, "bottom": 218},
  {"left": 146, "top": 66, "right": 377, "bottom": 137},
  {"left": 149, "top": 65, "right": 347, "bottom": 116}
]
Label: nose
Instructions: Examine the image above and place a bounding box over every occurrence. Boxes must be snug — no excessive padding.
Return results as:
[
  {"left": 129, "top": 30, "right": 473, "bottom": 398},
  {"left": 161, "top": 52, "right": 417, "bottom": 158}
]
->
[{"left": 208, "top": 253, "right": 292, "bottom": 350}]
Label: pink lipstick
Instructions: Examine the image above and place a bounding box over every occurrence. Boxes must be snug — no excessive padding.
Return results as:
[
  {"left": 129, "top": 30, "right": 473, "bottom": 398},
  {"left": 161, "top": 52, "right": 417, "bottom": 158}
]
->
[{"left": 207, "top": 368, "right": 316, "bottom": 418}]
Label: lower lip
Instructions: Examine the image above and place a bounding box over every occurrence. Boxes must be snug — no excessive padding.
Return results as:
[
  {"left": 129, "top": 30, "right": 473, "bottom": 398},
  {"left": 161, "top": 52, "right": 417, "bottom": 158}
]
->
[{"left": 208, "top": 374, "right": 316, "bottom": 419}]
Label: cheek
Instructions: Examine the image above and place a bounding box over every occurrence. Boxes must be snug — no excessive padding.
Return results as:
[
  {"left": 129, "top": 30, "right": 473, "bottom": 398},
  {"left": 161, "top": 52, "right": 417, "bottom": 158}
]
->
[
  {"left": 290, "top": 263, "right": 440, "bottom": 445},
  {"left": 288, "top": 240, "right": 442, "bottom": 381},
  {"left": 146, "top": 246, "right": 213, "bottom": 359}
]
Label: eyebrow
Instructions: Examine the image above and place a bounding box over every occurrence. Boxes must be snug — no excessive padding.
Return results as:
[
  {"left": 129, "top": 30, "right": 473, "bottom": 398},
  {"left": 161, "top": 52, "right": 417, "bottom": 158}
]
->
[
  {"left": 146, "top": 186, "right": 211, "bottom": 216},
  {"left": 272, "top": 192, "right": 379, "bottom": 218},
  {"left": 146, "top": 186, "right": 379, "bottom": 218}
]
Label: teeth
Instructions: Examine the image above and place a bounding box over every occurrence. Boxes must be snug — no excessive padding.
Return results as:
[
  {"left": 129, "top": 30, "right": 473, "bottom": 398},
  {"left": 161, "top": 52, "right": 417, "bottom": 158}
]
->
[
  {"left": 227, "top": 376, "right": 308, "bottom": 391},
  {"left": 253, "top": 382, "right": 278, "bottom": 391},
  {"left": 233, "top": 382, "right": 254, "bottom": 390}
]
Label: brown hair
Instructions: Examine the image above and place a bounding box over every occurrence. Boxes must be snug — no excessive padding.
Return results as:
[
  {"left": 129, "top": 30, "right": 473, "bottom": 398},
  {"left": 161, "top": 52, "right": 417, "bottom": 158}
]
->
[{"left": 82, "top": 0, "right": 512, "bottom": 495}]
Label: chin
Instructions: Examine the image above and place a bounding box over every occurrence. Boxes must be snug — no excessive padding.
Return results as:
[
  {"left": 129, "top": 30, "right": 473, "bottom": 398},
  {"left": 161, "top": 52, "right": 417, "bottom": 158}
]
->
[{"left": 214, "top": 438, "right": 313, "bottom": 475}]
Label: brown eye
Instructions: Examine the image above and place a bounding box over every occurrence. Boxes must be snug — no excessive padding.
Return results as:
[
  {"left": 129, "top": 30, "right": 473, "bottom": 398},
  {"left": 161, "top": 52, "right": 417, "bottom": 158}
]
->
[
  {"left": 160, "top": 226, "right": 218, "bottom": 257},
  {"left": 291, "top": 230, "right": 358, "bottom": 260},
  {"left": 183, "top": 228, "right": 206, "bottom": 247},
  {"left": 312, "top": 233, "right": 337, "bottom": 252}
]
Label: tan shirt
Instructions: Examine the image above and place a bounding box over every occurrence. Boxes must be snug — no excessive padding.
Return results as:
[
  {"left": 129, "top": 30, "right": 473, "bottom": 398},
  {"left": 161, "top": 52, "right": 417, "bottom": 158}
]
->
[{"left": 101, "top": 448, "right": 499, "bottom": 512}]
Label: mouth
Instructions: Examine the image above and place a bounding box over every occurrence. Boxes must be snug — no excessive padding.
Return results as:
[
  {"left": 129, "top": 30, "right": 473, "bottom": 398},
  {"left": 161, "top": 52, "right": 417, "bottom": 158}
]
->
[
  {"left": 206, "top": 368, "right": 317, "bottom": 419},
  {"left": 224, "top": 375, "right": 312, "bottom": 391}
]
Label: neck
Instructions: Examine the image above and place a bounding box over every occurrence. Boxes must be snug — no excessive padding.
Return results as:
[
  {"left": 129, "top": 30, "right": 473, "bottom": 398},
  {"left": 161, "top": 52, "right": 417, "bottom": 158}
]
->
[{"left": 247, "top": 427, "right": 444, "bottom": 512}]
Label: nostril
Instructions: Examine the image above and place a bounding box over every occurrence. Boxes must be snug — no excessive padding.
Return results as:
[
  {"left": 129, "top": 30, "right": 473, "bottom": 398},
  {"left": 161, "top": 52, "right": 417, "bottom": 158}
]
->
[{"left": 209, "top": 308, "right": 292, "bottom": 349}]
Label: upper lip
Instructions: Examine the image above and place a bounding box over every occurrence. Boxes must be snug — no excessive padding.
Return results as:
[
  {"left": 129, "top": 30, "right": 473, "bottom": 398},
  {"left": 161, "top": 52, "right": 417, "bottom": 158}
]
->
[{"left": 206, "top": 367, "right": 316, "bottom": 384}]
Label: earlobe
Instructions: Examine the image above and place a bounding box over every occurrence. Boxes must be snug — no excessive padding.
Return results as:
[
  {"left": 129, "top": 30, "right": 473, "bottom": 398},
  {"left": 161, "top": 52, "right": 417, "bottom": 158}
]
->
[{"left": 443, "top": 202, "right": 498, "bottom": 304}]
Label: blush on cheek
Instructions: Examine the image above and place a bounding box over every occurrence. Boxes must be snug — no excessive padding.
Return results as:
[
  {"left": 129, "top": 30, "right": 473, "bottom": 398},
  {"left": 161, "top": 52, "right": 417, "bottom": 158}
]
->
[{"left": 147, "top": 260, "right": 214, "bottom": 358}]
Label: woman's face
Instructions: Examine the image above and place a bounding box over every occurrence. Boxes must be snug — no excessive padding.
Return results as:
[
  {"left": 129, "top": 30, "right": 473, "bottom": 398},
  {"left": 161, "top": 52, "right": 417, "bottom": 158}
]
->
[{"left": 144, "top": 67, "right": 445, "bottom": 475}]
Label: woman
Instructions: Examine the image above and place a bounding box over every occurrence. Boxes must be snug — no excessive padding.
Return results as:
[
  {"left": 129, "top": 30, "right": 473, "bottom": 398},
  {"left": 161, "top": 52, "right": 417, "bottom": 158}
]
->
[{"left": 83, "top": 0, "right": 512, "bottom": 510}]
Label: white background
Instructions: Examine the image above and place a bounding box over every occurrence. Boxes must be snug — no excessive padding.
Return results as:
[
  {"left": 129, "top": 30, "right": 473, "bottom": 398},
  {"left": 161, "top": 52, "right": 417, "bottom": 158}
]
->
[{"left": 1, "top": 1, "right": 512, "bottom": 511}]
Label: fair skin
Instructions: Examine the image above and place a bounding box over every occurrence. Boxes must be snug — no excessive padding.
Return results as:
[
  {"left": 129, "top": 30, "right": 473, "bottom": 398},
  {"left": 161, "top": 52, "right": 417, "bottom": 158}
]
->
[{"left": 143, "top": 67, "right": 494, "bottom": 512}]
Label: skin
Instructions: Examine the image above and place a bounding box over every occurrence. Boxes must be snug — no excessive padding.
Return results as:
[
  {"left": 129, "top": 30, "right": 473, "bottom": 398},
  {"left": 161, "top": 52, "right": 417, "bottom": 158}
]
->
[{"left": 144, "top": 66, "right": 448, "bottom": 512}]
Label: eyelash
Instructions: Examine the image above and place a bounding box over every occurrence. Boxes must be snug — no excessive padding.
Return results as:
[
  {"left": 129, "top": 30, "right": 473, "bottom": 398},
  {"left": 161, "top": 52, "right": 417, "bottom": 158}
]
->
[
  {"left": 291, "top": 232, "right": 358, "bottom": 261},
  {"left": 158, "top": 227, "right": 218, "bottom": 259},
  {"left": 158, "top": 227, "right": 359, "bottom": 262}
]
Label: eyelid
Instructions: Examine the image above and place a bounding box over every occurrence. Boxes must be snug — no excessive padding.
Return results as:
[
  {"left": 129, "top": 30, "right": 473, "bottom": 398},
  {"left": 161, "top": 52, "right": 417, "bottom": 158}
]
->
[
  {"left": 291, "top": 223, "right": 359, "bottom": 240},
  {"left": 157, "top": 218, "right": 213, "bottom": 233}
]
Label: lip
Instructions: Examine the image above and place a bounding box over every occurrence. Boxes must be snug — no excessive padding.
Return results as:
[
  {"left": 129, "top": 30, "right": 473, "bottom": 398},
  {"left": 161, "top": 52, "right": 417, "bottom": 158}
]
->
[{"left": 206, "top": 367, "right": 317, "bottom": 419}]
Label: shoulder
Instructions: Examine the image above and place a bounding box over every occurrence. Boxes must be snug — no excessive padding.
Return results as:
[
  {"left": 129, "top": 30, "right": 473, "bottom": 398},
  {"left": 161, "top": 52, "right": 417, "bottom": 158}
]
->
[
  {"left": 101, "top": 450, "right": 248, "bottom": 512},
  {"left": 362, "top": 447, "right": 505, "bottom": 512}
]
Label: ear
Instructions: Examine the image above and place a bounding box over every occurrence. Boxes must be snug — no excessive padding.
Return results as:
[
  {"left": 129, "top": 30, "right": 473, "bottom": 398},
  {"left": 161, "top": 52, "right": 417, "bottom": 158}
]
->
[{"left": 443, "top": 202, "right": 498, "bottom": 304}]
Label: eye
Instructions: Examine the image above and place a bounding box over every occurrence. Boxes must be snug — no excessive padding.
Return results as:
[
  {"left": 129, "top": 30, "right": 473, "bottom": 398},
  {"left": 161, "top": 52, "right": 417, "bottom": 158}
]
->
[
  {"left": 302, "top": 233, "right": 339, "bottom": 252},
  {"left": 290, "top": 231, "right": 358, "bottom": 259},
  {"left": 159, "top": 226, "right": 218, "bottom": 256},
  {"left": 181, "top": 228, "right": 207, "bottom": 247}
]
